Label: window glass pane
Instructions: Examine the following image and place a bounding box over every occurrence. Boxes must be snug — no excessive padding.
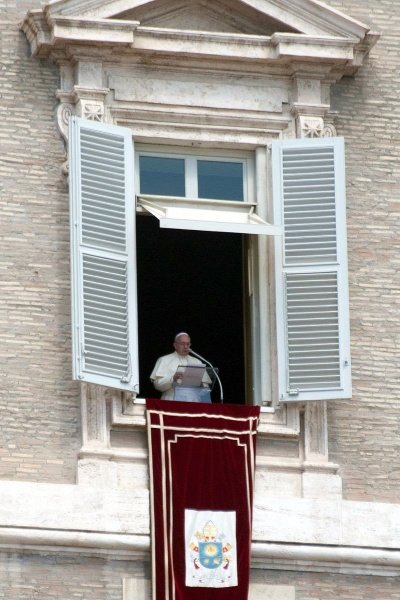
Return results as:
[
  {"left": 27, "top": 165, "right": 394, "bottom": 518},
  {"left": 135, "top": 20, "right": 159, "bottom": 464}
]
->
[
  {"left": 198, "top": 160, "right": 244, "bottom": 201},
  {"left": 139, "top": 156, "right": 185, "bottom": 196}
]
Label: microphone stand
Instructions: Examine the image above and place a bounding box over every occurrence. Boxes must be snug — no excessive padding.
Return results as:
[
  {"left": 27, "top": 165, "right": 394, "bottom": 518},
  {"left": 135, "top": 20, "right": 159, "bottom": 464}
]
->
[{"left": 189, "top": 349, "right": 224, "bottom": 403}]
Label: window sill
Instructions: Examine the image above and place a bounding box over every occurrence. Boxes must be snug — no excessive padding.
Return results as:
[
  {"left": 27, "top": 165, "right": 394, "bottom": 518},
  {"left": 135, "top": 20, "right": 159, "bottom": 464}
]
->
[{"left": 112, "top": 396, "right": 300, "bottom": 438}]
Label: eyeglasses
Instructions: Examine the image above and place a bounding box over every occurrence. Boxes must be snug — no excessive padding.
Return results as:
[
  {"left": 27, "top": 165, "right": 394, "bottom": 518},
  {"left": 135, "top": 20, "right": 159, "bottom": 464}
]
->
[{"left": 175, "top": 342, "right": 191, "bottom": 347}]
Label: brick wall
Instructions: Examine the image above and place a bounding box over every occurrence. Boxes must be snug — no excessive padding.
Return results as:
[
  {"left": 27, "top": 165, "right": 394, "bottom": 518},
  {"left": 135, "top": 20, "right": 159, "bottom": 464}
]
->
[
  {"left": 0, "top": 554, "right": 149, "bottom": 600},
  {"left": 0, "top": 0, "right": 81, "bottom": 484},
  {"left": 253, "top": 569, "right": 400, "bottom": 600},
  {"left": 0, "top": 554, "right": 399, "bottom": 600},
  {"left": 322, "top": 0, "right": 400, "bottom": 502}
]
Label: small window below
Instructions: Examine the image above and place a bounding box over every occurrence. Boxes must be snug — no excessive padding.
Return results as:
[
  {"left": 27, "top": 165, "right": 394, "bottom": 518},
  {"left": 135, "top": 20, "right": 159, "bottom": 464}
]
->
[{"left": 137, "top": 148, "right": 252, "bottom": 202}]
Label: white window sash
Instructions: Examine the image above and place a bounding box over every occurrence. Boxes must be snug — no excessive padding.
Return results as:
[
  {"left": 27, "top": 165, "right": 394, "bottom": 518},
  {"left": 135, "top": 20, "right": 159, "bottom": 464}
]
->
[
  {"left": 137, "top": 195, "right": 281, "bottom": 235},
  {"left": 136, "top": 148, "right": 255, "bottom": 203}
]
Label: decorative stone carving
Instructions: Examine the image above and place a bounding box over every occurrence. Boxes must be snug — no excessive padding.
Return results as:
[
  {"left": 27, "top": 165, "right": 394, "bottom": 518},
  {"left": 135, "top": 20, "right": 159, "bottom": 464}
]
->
[
  {"left": 72, "top": 87, "right": 109, "bottom": 113},
  {"left": 323, "top": 122, "right": 337, "bottom": 137},
  {"left": 81, "top": 101, "right": 104, "bottom": 122},
  {"left": 298, "top": 115, "right": 324, "bottom": 138},
  {"left": 56, "top": 101, "right": 76, "bottom": 142},
  {"left": 295, "top": 113, "right": 338, "bottom": 139},
  {"left": 55, "top": 86, "right": 109, "bottom": 144}
]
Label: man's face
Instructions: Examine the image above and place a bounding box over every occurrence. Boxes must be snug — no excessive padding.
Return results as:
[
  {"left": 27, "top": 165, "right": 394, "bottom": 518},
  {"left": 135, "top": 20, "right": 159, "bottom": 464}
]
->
[{"left": 174, "top": 335, "right": 191, "bottom": 357}]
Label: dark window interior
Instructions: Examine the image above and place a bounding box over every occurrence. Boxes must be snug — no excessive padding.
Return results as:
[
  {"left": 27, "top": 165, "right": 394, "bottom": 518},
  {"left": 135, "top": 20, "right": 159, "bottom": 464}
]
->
[{"left": 136, "top": 214, "right": 246, "bottom": 404}]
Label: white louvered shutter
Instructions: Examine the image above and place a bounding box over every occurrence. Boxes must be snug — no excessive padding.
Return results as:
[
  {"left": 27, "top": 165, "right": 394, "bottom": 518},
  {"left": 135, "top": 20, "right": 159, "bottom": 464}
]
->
[
  {"left": 69, "top": 117, "right": 139, "bottom": 392},
  {"left": 272, "top": 137, "right": 351, "bottom": 402}
]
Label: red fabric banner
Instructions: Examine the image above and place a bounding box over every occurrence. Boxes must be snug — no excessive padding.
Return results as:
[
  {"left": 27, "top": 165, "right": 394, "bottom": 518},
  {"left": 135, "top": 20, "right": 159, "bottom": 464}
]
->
[{"left": 146, "top": 399, "right": 260, "bottom": 600}]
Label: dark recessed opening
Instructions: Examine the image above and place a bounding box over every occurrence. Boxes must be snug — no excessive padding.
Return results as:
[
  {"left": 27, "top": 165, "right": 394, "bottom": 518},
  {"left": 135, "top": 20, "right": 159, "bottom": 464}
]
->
[{"left": 136, "top": 214, "right": 246, "bottom": 404}]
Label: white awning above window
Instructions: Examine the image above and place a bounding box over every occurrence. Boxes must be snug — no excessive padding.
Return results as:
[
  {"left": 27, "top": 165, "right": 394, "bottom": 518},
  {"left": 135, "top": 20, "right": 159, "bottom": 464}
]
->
[{"left": 137, "top": 195, "right": 282, "bottom": 236}]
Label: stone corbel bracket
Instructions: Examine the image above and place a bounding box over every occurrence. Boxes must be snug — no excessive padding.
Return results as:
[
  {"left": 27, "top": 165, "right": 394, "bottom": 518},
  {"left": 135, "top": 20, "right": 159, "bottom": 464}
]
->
[
  {"left": 55, "top": 85, "right": 110, "bottom": 174},
  {"left": 56, "top": 86, "right": 110, "bottom": 142}
]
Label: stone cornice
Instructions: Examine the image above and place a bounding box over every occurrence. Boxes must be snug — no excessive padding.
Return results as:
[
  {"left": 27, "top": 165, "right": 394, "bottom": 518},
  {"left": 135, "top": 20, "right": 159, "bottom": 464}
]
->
[
  {"left": 21, "top": 9, "right": 378, "bottom": 80},
  {"left": 1, "top": 526, "right": 400, "bottom": 576},
  {"left": 251, "top": 542, "right": 400, "bottom": 576}
]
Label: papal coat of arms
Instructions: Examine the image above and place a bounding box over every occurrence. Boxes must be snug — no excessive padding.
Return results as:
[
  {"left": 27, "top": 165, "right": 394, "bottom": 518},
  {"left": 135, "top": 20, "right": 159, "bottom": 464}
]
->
[{"left": 185, "top": 510, "right": 237, "bottom": 587}]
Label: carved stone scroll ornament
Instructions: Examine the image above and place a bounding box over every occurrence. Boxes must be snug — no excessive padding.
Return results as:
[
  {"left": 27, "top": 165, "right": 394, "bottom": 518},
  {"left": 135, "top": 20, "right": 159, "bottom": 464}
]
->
[
  {"left": 322, "top": 122, "right": 337, "bottom": 137},
  {"left": 56, "top": 98, "right": 105, "bottom": 143},
  {"left": 55, "top": 96, "right": 106, "bottom": 175},
  {"left": 56, "top": 102, "right": 76, "bottom": 143}
]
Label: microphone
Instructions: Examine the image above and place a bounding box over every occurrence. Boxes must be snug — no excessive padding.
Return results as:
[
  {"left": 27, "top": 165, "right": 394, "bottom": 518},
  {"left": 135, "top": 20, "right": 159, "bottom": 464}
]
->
[{"left": 189, "top": 348, "right": 223, "bottom": 403}]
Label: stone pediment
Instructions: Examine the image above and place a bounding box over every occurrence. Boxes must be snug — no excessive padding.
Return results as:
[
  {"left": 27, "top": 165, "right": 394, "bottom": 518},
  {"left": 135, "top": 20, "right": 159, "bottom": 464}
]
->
[
  {"left": 37, "top": 0, "right": 369, "bottom": 38},
  {"left": 110, "top": 0, "right": 298, "bottom": 36},
  {"left": 23, "top": 0, "right": 379, "bottom": 78}
]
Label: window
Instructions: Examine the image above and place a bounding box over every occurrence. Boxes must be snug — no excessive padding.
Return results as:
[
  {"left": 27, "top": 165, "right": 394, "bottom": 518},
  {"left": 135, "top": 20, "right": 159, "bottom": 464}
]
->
[
  {"left": 138, "top": 150, "right": 249, "bottom": 201},
  {"left": 68, "top": 117, "right": 351, "bottom": 404},
  {"left": 135, "top": 147, "right": 256, "bottom": 402},
  {"left": 135, "top": 147, "right": 277, "bottom": 236}
]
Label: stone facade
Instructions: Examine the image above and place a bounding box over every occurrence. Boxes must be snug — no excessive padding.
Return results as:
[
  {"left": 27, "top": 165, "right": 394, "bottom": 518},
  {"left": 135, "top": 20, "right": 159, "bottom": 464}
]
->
[{"left": 1, "top": 0, "right": 400, "bottom": 598}]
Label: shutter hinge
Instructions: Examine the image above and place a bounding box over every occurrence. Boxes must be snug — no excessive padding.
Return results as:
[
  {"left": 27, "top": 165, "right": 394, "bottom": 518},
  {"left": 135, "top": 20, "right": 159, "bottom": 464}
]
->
[{"left": 288, "top": 389, "right": 299, "bottom": 396}]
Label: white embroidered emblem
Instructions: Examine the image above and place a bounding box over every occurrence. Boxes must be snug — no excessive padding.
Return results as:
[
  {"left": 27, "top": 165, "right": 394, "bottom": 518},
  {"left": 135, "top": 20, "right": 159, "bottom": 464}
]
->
[{"left": 185, "top": 510, "right": 237, "bottom": 588}]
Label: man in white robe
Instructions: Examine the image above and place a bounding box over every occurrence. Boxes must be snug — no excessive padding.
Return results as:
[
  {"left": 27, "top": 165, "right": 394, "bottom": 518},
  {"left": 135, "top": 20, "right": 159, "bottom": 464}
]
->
[{"left": 150, "top": 333, "right": 210, "bottom": 402}]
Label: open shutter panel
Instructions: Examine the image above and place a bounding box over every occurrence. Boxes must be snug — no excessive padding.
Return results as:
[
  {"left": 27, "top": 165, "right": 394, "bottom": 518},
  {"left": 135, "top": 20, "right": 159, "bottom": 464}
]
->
[
  {"left": 69, "top": 117, "right": 139, "bottom": 392},
  {"left": 272, "top": 137, "right": 351, "bottom": 402}
]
